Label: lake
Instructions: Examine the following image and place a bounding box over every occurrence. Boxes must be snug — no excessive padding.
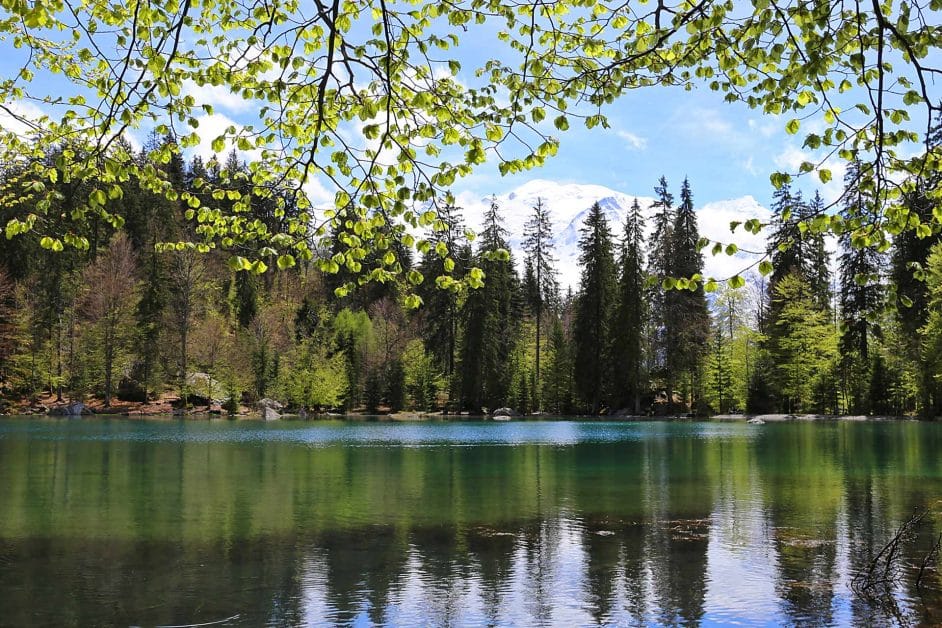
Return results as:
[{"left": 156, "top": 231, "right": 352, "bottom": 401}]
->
[{"left": 1, "top": 418, "right": 941, "bottom": 626}]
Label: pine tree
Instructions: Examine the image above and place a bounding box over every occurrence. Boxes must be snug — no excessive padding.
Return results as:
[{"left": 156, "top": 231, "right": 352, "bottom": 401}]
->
[
  {"left": 838, "top": 161, "right": 886, "bottom": 413},
  {"left": 766, "top": 183, "right": 811, "bottom": 314},
  {"left": 647, "top": 176, "right": 675, "bottom": 391},
  {"left": 805, "top": 191, "right": 832, "bottom": 311},
  {"left": 709, "top": 328, "right": 733, "bottom": 414},
  {"left": 573, "top": 202, "right": 617, "bottom": 413},
  {"left": 665, "top": 178, "right": 710, "bottom": 411},
  {"left": 610, "top": 198, "right": 647, "bottom": 413},
  {"left": 416, "top": 202, "right": 467, "bottom": 382},
  {"left": 521, "top": 197, "right": 558, "bottom": 411},
  {"left": 542, "top": 317, "right": 572, "bottom": 414},
  {"left": 459, "top": 198, "right": 518, "bottom": 411}
]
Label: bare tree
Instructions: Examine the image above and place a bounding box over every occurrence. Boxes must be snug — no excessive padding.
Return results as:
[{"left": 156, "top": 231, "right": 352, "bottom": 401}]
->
[
  {"left": 167, "top": 249, "right": 204, "bottom": 405},
  {"left": 0, "top": 269, "right": 14, "bottom": 387},
  {"left": 81, "top": 233, "right": 138, "bottom": 406}
]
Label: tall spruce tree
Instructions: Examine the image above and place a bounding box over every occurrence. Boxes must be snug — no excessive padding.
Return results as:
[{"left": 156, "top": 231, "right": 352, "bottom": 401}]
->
[
  {"left": 647, "top": 176, "right": 675, "bottom": 386},
  {"left": 805, "top": 191, "right": 833, "bottom": 311},
  {"left": 610, "top": 198, "right": 647, "bottom": 414},
  {"left": 543, "top": 316, "right": 572, "bottom": 414},
  {"left": 573, "top": 202, "right": 616, "bottom": 414},
  {"left": 766, "top": 182, "right": 806, "bottom": 298},
  {"left": 459, "top": 198, "right": 518, "bottom": 411},
  {"left": 522, "top": 197, "right": 558, "bottom": 411},
  {"left": 665, "top": 178, "right": 710, "bottom": 411},
  {"left": 838, "top": 161, "right": 886, "bottom": 412},
  {"left": 417, "top": 202, "right": 468, "bottom": 381}
]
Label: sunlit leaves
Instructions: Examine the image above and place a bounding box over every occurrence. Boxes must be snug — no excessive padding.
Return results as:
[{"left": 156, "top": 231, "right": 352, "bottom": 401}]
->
[{"left": 0, "top": 0, "right": 938, "bottom": 299}]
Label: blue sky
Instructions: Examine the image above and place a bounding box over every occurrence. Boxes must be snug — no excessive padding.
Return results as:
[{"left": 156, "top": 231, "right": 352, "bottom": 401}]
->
[{"left": 454, "top": 84, "right": 793, "bottom": 207}]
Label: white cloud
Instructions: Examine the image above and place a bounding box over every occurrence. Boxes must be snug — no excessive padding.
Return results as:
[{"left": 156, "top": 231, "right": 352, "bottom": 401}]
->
[
  {"left": 747, "top": 117, "right": 779, "bottom": 138},
  {"left": 773, "top": 145, "right": 847, "bottom": 204},
  {"left": 190, "top": 113, "right": 261, "bottom": 162},
  {"left": 616, "top": 129, "right": 648, "bottom": 150},
  {"left": 181, "top": 80, "right": 254, "bottom": 114},
  {"left": 0, "top": 101, "right": 46, "bottom": 137},
  {"left": 773, "top": 145, "right": 809, "bottom": 173},
  {"left": 741, "top": 156, "right": 759, "bottom": 176},
  {"left": 302, "top": 176, "right": 334, "bottom": 208},
  {"left": 677, "top": 107, "right": 736, "bottom": 138}
]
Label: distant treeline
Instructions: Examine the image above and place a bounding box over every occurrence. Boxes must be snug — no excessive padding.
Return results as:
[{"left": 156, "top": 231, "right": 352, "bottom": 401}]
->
[{"left": 1, "top": 130, "right": 942, "bottom": 416}]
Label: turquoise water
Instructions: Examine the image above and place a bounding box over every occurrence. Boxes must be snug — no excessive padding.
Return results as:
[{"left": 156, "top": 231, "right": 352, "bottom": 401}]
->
[{"left": 1, "top": 417, "right": 940, "bottom": 626}]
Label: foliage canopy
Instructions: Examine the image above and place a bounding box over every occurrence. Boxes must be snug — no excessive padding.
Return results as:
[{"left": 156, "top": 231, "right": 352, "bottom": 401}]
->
[{"left": 0, "top": 0, "right": 940, "bottom": 287}]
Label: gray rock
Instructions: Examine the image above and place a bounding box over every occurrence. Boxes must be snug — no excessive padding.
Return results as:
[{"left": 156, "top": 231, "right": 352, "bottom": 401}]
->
[
  {"left": 185, "top": 372, "right": 226, "bottom": 403},
  {"left": 50, "top": 402, "right": 84, "bottom": 416},
  {"left": 747, "top": 417, "right": 766, "bottom": 425},
  {"left": 262, "top": 406, "right": 280, "bottom": 421},
  {"left": 257, "top": 398, "right": 284, "bottom": 411},
  {"left": 491, "top": 407, "right": 520, "bottom": 417}
]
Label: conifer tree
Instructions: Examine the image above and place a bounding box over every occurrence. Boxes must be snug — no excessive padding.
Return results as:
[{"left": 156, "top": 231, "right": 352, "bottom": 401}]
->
[
  {"left": 766, "top": 182, "right": 806, "bottom": 300},
  {"left": 665, "top": 178, "right": 710, "bottom": 411},
  {"left": 610, "top": 198, "right": 646, "bottom": 413},
  {"left": 522, "top": 197, "right": 558, "bottom": 411},
  {"left": 417, "top": 202, "right": 467, "bottom": 381},
  {"left": 573, "top": 202, "right": 616, "bottom": 413},
  {"left": 768, "top": 272, "right": 839, "bottom": 413},
  {"left": 647, "top": 176, "right": 675, "bottom": 388},
  {"left": 805, "top": 191, "right": 833, "bottom": 311},
  {"left": 838, "top": 161, "right": 886, "bottom": 412},
  {"left": 543, "top": 317, "right": 572, "bottom": 414},
  {"left": 459, "top": 198, "right": 518, "bottom": 411}
]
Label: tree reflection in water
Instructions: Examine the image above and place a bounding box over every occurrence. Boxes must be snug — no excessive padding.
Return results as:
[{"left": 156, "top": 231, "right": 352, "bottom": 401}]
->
[{"left": 1, "top": 419, "right": 942, "bottom": 625}]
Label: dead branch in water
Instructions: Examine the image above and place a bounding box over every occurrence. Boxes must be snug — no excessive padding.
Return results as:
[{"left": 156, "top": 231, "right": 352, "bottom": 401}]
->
[{"left": 852, "top": 509, "right": 941, "bottom": 604}]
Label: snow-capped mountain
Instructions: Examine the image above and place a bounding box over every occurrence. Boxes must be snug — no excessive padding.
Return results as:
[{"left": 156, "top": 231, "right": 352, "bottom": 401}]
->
[{"left": 454, "top": 179, "right": 772, "bottom": 291}]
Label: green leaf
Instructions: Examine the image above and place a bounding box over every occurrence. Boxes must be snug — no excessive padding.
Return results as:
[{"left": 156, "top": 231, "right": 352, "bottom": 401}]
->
[
  {"left": 785, "top": 119, "right": 800, "bottom": 135},
  {"left": 227, "top": 256, "right": 249, "bottom": 271},
  {"left": 276, "top": 254, "right": 296, "bottom": 270},
  {"left": 728, "top": 275, "right": 746, "bottom": 289}
]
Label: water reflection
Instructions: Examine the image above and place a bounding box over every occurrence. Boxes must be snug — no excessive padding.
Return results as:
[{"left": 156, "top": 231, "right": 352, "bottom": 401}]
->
[{"left": 1, "top": 420, "right": 942, "bottom": 626}]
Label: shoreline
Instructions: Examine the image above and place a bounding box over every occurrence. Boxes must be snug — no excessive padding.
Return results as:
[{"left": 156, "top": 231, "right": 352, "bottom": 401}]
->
[{"left": 0, "top": 410, "right": 925, "bottom": 422}]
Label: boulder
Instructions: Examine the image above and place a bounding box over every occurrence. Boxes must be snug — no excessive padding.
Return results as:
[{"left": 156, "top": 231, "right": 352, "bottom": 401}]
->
[
  {"left": 262, "top": 406, "right": 280, "bottom": 421},
  {"left": 185, "top": 372, "right": 226, "bottom": 403},
  {"left": 491, "top": 407, "right": 520, "bottom": 417},
  {"left": 747, "top": 417, "right": 766, "bottom": 425},
  {"left": 49, "top": 402, "right": 85, "bottom": 416},
  {"left": 257, "top": 398, "right": 284, "bottom": 411}
]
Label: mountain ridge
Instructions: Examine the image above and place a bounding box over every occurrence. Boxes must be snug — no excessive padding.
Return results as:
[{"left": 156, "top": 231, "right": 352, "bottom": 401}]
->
[{"left": 455, "top": 179, "right": 772, "bottom": 290}]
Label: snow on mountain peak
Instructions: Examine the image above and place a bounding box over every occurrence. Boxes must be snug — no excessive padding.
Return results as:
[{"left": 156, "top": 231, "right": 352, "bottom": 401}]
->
[{"left": 453, "top": 181, "right": 770, "bottom": 291}]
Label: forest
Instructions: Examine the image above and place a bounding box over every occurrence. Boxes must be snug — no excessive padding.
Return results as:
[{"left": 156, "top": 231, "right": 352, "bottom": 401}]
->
[{"left": 1, "top": 126, "right": 942, "bottom": 418}]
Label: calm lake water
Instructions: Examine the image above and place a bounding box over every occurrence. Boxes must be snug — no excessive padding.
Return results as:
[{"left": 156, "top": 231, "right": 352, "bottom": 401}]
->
[{"left": 1, "top": 418, "right": 942, "bottom": 626}]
